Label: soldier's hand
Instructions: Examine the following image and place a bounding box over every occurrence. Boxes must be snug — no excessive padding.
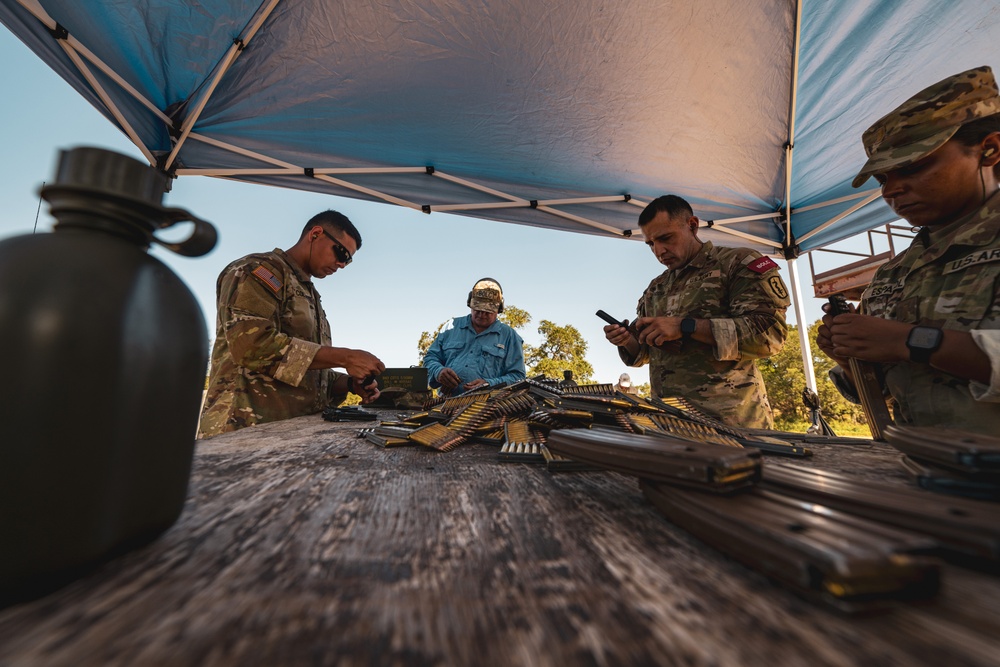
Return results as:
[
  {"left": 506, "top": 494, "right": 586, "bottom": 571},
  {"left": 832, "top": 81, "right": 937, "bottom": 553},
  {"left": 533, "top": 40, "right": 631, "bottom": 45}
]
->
[
  {"left": 815, "top": 322, "right": 847, "bottom": 367},
  {"left": 437, "top": 368, "right": 461, "bottom": 391},
  {"left": 353, "top": 377, "right": 381, "bottom": 404},
  {"left": 604, "top": 321, "right": 636, "bottom": 347},
  {"left": 818, "top": 304, "right": 845, "bottom": 364},
  {"left": 635, "top": 316, "right": 682, "bottom": 347},
  {"left": 827, "top": 313, "right": 911, "bottom": 364},
  {"left": 345, "top": 349, "right": 385, "bottom": 385}
]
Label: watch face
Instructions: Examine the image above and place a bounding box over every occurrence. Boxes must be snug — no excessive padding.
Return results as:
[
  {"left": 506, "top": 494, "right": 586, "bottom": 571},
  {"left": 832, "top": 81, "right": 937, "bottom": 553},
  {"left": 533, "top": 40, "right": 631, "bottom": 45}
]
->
[
  {"left": 908, "top": 326, "right": 942, "bottom": 349},
  {"left": 681, "top": 318, "right": 696, "bottom": 334}
]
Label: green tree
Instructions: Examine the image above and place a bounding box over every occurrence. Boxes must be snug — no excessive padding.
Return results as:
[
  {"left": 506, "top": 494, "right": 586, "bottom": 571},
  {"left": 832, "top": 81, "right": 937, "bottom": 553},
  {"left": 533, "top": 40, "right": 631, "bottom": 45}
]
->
[
  {"left": 524, "top": 320, "right": 594, "bottom": 382},
  {"left": 757, "top": 320, "right": 865, "bottom": 428},
  {"left": 757, "top": 326, "right": 808, "bottom": 422},
  {"left": 499, "top": 305, "right": 531, "bottom": 330},
  {"left": 417, "top": 323, "right": 446, "bottom": 365}
]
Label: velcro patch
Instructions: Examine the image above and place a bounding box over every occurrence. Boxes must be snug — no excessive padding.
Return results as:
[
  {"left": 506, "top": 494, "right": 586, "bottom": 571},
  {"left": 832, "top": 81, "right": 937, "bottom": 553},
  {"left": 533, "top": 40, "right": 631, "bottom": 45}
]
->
[
  {"left": 768, "top": 276, "right": 788, "bottom": 299},
  {"left": 944, "top": 247, "right": 1000, "bottom": 274},
  {"left": 747, "top": 256, "right": 779, "bottom": 274},
  {"left": 252, "top": 265, "right": 283, "bottom": 294},
  {"left": 866, "top": 279, "right": 904, "bottom": 299}
]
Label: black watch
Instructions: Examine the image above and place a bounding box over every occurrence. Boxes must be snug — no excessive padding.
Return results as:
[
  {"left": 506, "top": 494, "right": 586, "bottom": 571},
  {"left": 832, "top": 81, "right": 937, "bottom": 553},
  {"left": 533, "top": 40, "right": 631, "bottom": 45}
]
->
[
  {"left": 906, "top": 326, "right": 943, "bottom": 363},
  {"left": 680, "top": 318, "right": 697, "bottom": 341}
]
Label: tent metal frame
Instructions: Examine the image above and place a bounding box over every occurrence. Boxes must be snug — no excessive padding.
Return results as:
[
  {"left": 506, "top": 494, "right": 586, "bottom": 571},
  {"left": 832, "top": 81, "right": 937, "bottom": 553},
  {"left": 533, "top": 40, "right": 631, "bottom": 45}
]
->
[
  {"left": 14, "top": 0, "right": 903, "bottom": 402},
  {"left": 17, "top": 0, "right": 876, "bottom": 256}
]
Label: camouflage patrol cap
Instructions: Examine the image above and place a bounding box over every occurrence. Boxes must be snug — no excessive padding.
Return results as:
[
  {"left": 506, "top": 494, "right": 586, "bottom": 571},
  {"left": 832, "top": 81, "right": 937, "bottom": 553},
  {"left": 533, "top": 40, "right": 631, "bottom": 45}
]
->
[
  {"left": 852, "top": 66, "right": 1000, "bottom": 188},
  {"left": 469, "top": 278, "right": 503, "bottom": 313}
]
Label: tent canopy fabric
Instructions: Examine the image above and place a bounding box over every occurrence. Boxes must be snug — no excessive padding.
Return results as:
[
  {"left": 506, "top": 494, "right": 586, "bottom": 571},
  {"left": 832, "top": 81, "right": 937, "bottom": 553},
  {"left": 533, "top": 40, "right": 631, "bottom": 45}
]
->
[{"left": 2, "top": 0, "right": 1000, "bottom": 255}]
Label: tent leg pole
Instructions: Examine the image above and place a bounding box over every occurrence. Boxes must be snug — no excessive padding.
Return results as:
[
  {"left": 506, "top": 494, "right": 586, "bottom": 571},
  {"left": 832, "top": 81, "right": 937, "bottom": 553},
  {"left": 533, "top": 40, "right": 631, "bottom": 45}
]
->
[{"left": 786, "top": 257, "right": 817, "bottom": 392}]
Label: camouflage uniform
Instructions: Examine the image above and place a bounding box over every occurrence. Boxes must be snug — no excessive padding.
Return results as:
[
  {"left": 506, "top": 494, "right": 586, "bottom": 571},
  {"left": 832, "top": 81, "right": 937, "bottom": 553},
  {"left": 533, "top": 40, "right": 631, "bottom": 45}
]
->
[
  {"left": 842, "top": 65, "right": 1000, "bottom": 434},
  {"left": 858, "top": 192, "right": 1000, "bottom": 431},
  {"left": 852, "top": 66, "right": 1000, "bottom": 188},
  {"left": 198, "top": 249, "right": 344, "bottom": 437},
  {"left": 623, "top": 241, "right": 790, "bottom": 428}
]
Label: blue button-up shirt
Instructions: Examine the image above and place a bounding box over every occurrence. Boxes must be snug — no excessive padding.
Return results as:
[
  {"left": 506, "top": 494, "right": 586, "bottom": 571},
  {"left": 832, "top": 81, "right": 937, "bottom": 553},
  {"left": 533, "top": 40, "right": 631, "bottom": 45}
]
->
[{"left": 423, "top": 315, "right": 526, "bottom": 395}]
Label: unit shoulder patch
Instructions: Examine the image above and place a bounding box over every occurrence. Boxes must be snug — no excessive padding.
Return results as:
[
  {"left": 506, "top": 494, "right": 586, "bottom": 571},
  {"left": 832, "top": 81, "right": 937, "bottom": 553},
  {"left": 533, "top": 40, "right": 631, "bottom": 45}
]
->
[
  {"left": 768, "top": 276, "right": 788, "bottom": 299},
  {"left": 251, "top": 265, "right": 283, "bottom": 294}
]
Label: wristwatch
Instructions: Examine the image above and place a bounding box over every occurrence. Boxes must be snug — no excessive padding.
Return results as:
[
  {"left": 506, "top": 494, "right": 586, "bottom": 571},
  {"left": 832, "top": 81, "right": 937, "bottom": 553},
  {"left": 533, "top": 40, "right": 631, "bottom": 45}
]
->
[
  {"left": 680, "top": 318, "right": 697, "bottom": 342},
  {"left": 905, "top": 325, "right": 943, "bottom": 363}
]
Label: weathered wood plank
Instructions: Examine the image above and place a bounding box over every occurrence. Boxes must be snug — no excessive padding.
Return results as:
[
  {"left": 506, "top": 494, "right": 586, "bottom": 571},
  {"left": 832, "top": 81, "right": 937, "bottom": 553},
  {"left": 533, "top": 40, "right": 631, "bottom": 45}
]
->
[{"left": 1, "top": 413, "right": 998, "bottom": 666}]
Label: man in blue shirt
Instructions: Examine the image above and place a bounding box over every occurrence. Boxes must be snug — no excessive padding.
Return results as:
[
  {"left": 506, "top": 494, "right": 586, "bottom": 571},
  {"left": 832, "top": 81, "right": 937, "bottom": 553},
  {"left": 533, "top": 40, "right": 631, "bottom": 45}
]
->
[{"left": 423, "top": 278, "right": 526, "bottom": 396}]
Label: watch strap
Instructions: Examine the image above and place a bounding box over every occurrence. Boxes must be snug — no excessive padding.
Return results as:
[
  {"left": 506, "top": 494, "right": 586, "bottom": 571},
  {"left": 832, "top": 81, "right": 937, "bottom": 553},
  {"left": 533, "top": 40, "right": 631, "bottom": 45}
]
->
[
  {"left": 680, "top": 318, "right": 696, "bottom": 341},
  {"left": 906, "top": 326, "right": 943, "bottom": 363}
]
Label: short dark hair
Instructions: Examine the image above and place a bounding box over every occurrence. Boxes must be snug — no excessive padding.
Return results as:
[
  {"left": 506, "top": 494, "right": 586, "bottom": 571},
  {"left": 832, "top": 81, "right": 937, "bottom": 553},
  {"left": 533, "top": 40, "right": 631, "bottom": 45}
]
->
[
  {"left": 953, "top": 114, "right": 1000, "bottom": 177},
  {"left": 301, "top": 210, "right": 362, "bottom": 249},
  {"left": 951, "top": 113, "right": 1000, "bottom": 146},
  {"left": 638, "top": 195, "right": 695, "bottom": 227}
]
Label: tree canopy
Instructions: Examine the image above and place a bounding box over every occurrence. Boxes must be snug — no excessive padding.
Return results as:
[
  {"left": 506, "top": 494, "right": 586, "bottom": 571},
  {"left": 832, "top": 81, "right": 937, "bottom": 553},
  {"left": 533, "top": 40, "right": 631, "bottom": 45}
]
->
[
  {"left": 756, "top": 320, "right": 865, "bottom": 428},
  {"left": 524, "top": 320, "right": 593, "bottom": 382}
]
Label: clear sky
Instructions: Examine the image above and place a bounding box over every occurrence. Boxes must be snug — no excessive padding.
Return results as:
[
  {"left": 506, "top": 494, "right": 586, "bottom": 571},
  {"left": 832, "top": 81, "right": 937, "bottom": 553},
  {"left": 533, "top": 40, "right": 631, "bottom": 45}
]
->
[{"left": 0, "top": 26, "right": 844, "bottom": 388}]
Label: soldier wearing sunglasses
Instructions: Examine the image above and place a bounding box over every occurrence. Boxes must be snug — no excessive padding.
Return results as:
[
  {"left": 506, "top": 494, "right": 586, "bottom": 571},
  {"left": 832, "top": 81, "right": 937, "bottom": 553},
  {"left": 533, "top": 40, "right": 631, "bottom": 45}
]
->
[{"left": 199, "top": 210, "right": 385, "bottom": 437}]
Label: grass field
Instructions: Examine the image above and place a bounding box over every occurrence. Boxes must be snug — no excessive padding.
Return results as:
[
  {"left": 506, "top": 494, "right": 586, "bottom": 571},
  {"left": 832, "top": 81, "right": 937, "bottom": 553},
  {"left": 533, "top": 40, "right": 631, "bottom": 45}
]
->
[{"left": 773, "top": 418, "right": 872, "bottom": 438}]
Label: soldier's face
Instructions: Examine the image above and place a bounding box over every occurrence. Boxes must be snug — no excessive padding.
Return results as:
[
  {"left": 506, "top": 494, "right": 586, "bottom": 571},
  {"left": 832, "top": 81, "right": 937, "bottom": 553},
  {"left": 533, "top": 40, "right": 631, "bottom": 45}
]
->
[
  {"left": 310, "top": 227, "right": 357, "bottom": 278},
  {"left": 641, "top": 212, "right": 702, "bottom": 270},
  {"left": 874, "top": 139, "right": 987, "bottom": 227}
]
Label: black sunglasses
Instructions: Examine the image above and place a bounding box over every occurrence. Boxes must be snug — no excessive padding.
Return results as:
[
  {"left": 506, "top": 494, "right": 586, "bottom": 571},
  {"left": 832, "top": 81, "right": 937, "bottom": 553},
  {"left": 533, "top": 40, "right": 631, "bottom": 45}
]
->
[{"left": 322, "top": 230, "right": 353, "bottom": 265}]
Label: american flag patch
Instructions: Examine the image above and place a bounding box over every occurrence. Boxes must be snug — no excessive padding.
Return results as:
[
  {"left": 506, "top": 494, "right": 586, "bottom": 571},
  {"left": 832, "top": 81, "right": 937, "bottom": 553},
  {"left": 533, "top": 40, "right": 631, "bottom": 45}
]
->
[
  {"left": 252, "top": 265, "right": 283, "bottom": 294},
  {"left": 747, "top": 256, "right": 778, "bottom": 274}
]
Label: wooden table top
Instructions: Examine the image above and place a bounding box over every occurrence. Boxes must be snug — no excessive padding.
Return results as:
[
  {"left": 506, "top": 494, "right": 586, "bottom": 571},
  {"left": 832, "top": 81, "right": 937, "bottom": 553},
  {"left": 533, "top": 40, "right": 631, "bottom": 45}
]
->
[{"left": 2, "top": 411, "right": 999, "bottom": 666}]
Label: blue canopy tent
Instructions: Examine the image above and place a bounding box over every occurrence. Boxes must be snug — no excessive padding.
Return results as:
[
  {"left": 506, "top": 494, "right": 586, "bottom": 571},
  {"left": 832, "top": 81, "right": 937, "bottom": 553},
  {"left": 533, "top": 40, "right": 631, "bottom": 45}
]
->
[{"left": 3, "top": 0, "right": 1000, "bottom": 391}]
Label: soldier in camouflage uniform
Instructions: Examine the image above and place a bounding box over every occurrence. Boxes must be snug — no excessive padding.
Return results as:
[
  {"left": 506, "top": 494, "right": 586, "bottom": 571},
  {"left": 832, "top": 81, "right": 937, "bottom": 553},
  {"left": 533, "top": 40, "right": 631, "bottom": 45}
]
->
[
  {"left": 604, "top": 195, "right": 790, "bottom": 429},
  {"left": 199, "top": 210, "right": 385, "bottom": 438},
  {"left": 818, "top": 66, "right": 1000, "bottom": 435}
]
